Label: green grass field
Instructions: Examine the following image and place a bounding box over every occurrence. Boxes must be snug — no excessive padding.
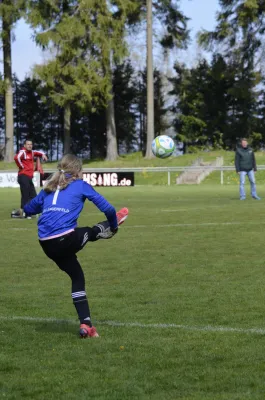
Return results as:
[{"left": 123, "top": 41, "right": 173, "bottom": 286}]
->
[{"left": 1, "top": 185, "right": 265, "bottom": 399}]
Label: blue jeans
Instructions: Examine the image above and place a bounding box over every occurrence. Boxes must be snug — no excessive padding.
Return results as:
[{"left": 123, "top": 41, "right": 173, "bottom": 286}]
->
[{"left": 239, "top": 170, "right": 257, "bottom": 199}]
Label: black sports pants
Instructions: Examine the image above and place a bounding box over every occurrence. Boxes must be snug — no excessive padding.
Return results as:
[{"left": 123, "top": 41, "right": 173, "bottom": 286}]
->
[
  {"left": 39, "top": 227, "right": 100, "bottom": 293},
  {"left": 17, "top": 174, "right": 37, "bottom": 208}
]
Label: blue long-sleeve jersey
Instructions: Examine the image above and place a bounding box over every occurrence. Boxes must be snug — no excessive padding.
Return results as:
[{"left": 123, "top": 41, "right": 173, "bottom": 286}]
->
[{"left": 24, "top": 179, "right": 118, "bottom": 239}]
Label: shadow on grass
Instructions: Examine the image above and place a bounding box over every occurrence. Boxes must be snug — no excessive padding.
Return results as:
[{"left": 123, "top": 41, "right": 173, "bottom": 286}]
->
[{"left": 34, "top": 321, "right": 78, "bottom": 335}]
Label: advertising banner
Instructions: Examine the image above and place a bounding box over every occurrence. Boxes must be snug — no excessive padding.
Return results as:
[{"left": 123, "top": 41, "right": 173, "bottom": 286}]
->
[
  {"left": 82, "top": 172, "right": 134, "bottom": 187},
  {"left": 0, "top": 172, "right": 40, "bottom": 188},
  {"left": 41, "top": 172, "right": 134, "bottom": 187}
]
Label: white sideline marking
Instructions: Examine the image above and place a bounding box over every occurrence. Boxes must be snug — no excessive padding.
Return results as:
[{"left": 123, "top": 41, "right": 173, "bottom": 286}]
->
[
  {"left": 162, "top": 205, "right": 226, "bottom": 212},
  {"left": 3, "top": 221, "right": 265, "bottom": 230},
  {"left": 10, "top": 228, "right": 31, "bottom": 231},
  {"left": 124, "top": 221, "right": 262, "bottom": 228},
  {"left": 0, "top": 315, "right": 265, "bottom": 335},
  {"left": 3, "top": 220, "right": 35, "bottom": 222},
  {"left": 162, "top": 209, "right": 205, "bottom": 212}
]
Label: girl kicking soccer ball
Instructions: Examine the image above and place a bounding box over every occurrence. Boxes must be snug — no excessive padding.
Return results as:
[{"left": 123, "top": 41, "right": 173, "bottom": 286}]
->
[{"left": 24, "top": 154, "right": 128, "bottom": 338}]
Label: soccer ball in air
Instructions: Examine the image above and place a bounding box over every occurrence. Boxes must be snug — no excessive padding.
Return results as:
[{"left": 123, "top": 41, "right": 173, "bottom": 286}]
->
[{"left": 151, "top": 135, "right": 175, "bottom": 158}]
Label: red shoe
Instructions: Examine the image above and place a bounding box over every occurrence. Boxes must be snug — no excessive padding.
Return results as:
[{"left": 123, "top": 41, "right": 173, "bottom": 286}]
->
[
  {"left": 79, "top": 324, "right": 99, "bottom": 338},
  {"left": 117, "top": 208, "right": 129, "bottom": 226}
]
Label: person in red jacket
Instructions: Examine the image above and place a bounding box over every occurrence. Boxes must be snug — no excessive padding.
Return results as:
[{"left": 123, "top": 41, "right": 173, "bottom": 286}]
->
[{"left": 14, "top": 139, "right": 48, "bottom": 217}]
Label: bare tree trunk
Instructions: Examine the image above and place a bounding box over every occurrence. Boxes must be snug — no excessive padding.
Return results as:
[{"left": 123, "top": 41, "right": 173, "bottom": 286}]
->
[
  {"left": 139, "top": 111, "right": 143, "bottom": 152},
  {"left": 3, "top": 10, "right": 14, "bottom": 162},
  {"left": 145, "top": 0, "right": 154, "bottom": 159},
  {"left": 49, "top": 111, "right": 54, "bottom": 160},
  {"left": 14, "top": 79, "right": 20, "bottom": 152},
  {"left": 105, "top": 91, "right": 118, "bottom": 161},
  {"left": 104, "top": 49, "right": 118, "bottom": 161},
  {"left": 63, "top": 103, "right": 71, "bottom": 154},
  {"left": 57, "top": 121, "right": 60, "bottom": 160}
]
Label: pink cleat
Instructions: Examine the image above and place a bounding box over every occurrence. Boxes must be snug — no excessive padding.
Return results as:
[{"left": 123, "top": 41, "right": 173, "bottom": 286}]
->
[
  {"left": 79, "top": 324, "right": 99, "bottom": 338},
  {"left": 116, "top": 208, "right": 129, "bottom": 226}
]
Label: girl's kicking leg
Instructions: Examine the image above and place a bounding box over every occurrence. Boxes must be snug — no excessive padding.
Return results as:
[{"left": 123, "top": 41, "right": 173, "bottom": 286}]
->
[{"left": 40, "top": 208, "right": 128, "bottom": 338}]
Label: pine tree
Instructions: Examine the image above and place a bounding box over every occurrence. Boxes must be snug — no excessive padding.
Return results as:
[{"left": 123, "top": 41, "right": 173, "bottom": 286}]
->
[
  {"left": 113, "top": 61, "right": 139, "bottom": 153},
  {"left": 136, "top": 70, "right": 147, "bottom": 154},
  {"left": 70, "top": 105, "right": 106, "bottom": 159},
  {"left": 170, "top": 63, "right": 206, "bottom": 152},
  {"left": 198, "top": 0, "right": 264, "bottom": 147},
  {"left": 26, "top": 0, "right": 137, "bottom": 157},
  {"left": 169, "top": 52, "right": 262, "bottom": 151},
  {"left": 199, "top": 0, "right": 265, "bottom": 55},
  {"left": 102, "top": 0, "right": 139, "bottom": 161},
  {"left": 12, "top": 76, "right": 64, "bottom": 158}
]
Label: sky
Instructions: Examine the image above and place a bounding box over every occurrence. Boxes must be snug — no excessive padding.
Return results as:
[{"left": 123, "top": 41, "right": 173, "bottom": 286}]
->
[{"left": 1, "top": 0, "right": 220, "bottom": 80}]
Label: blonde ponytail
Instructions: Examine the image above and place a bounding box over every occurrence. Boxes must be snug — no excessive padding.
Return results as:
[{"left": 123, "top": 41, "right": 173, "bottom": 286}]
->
[{"left": 44, "top": 154, "right": 83, "bottom": 193}]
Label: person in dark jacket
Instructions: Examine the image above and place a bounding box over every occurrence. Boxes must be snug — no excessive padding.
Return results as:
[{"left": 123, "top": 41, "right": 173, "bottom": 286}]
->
[{"left": 235, "top": 138, "right": 260, "bottom": 200}]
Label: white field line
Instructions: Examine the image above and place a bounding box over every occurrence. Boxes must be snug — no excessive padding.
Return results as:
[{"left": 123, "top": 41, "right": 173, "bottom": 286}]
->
[
  {"left": 2, "top": 213, "right": 98, "bottom": 222},
  {"left": 161, "top": 205, "right": 227, "bottom": 212},
  {"left": 0, "top": 315, "right": 265, "bottom": 335},
  {"left": 9, "top": 228, "right": 32, "bottom": 231},
  {"left": 2, "top": 221, "right": 265, "bottom": 230},
  {"left": 124, "top": 221, "right": 265, "bottom": 228},
  {"left": 161, "top": 209, "right": 208, "bottom": 212}
]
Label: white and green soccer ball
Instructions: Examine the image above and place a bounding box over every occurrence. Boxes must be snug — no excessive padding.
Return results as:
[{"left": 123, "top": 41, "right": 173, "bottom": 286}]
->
[{"left": 151, "top": 135, "right": 175, "bottom": 158}]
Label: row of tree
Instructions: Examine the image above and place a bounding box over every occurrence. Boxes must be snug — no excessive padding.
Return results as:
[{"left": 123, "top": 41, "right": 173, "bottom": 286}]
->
[
  {"left": 171, "top": 54, "right": 265, "bottom": 152},
  {"left": 2, "top": 47, "right": 265, "bottom": 159},
  {"left": 175, "top": 0, "right": 265, "bottom": 151},
  {"left": 1, "top": 0, "right": 265, "bottom": 160},
  {"left": 0, "top": 62, "right": 169, "bottom": 159}
]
